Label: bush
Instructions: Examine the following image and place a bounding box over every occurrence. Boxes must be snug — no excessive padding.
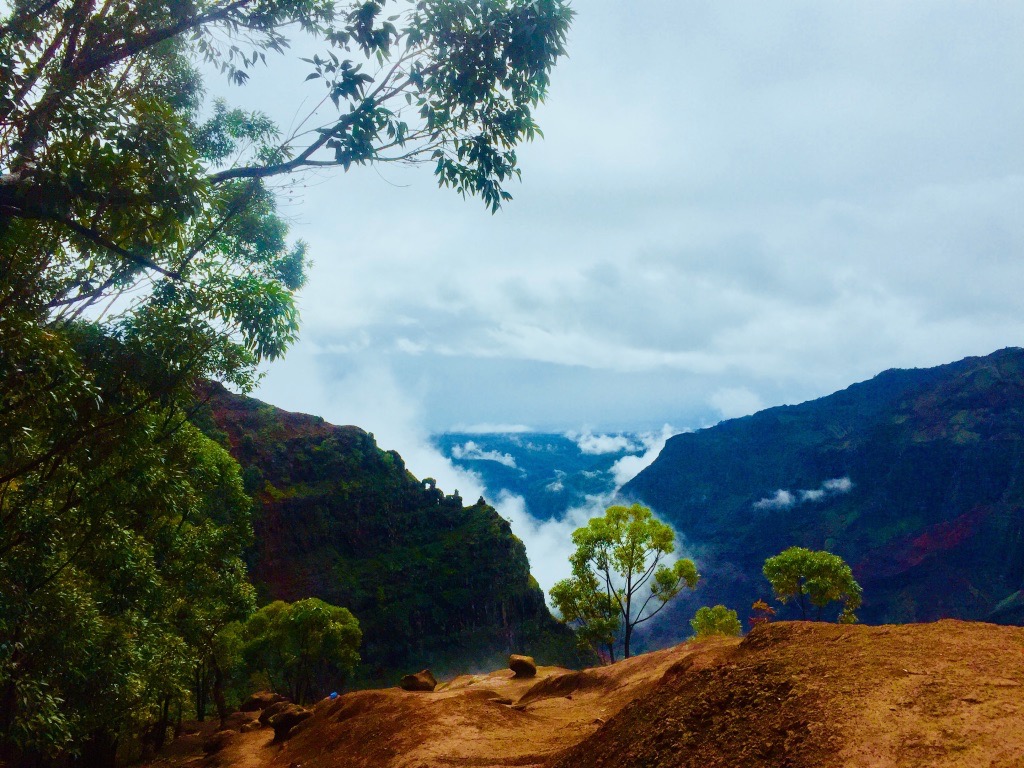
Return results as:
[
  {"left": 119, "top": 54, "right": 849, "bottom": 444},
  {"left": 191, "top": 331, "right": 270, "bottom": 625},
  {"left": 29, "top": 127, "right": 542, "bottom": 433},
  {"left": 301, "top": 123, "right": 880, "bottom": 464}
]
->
[{"left": 690, "top": 605, "right": 742, "bottom": 638}]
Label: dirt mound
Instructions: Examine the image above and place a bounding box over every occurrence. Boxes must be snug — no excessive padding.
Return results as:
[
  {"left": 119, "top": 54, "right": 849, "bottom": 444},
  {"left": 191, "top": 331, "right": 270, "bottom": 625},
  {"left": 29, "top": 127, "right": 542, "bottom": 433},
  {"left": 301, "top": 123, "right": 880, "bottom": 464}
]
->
[
  {"left": 551, "top": 620, "right": 1024, "bottom": 768},
  {"left": 140, "top": 620, "right": 1024, "bottom": 768}
]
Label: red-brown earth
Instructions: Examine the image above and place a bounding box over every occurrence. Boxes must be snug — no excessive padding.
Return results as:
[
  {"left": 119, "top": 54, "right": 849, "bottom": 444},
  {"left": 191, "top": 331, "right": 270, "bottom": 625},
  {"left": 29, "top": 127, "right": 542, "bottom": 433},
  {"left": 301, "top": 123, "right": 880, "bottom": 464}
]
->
[{"left": 141, "top": 619, "right": 1024, "bottom": 768}]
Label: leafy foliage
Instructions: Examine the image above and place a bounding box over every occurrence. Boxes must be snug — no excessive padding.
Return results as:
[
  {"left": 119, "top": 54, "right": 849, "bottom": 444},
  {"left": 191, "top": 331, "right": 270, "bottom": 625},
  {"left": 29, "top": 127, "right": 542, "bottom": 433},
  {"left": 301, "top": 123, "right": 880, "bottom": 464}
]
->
[
  {"left": 763, "top": 547, "right": 862, "bottom": 623},
  {"left": 240, "top": 599, "right": 361, "bottom": 704},
  {"left": 0, "top": 399, "right": 255, "bottom": 763},
  {"left": 551, "top": 503, "right": 699, "bottom": 660},
  {"left": 689, "top": 605, "right": 742, "bottom": 639},
  {"left": 1, "top": 1, "right": 573, "bottom": 763}
]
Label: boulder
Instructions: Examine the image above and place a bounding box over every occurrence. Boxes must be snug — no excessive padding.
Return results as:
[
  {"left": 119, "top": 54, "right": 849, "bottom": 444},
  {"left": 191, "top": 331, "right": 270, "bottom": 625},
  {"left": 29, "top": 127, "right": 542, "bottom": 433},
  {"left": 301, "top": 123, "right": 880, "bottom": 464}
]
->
[
  {"left": 217, "top": 711, "right": 254, "bottom": 732},
  {"left": 400, "top": 669, "right": 437, "bottom": 692},
  {"left": 240, "top": 690, "right": 288, "bottom": 712},
  {"left": 240, "top": 720, "right": 262, "bottom": 734},
  {"left": 258, "top": 700, "right": 293, "bottom": 727},
  {"left": 509, "top": 654, "right": 537, "bottom": 678},
  {"left": 268, "top": 704, "right": 313, "bottom": 742},
  {"left": 203, "top": 730, "right": 236, "bottom": 755}
]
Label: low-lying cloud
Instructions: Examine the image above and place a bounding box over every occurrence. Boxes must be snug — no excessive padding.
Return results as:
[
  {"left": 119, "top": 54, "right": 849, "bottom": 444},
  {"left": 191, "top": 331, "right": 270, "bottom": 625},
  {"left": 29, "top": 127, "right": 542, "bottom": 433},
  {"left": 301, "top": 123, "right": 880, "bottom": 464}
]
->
[
  {"left": 609, "top": 424, "right": 681, "bottom": 488},
  {"left": 753, "top": 477, "right": 854, "bottom": 510},
  {"left": 570, "top": 431, "right": 641, "bottom": 455},
  {"left": 450, "top": 440, "right": 518, "bottom": 468}
]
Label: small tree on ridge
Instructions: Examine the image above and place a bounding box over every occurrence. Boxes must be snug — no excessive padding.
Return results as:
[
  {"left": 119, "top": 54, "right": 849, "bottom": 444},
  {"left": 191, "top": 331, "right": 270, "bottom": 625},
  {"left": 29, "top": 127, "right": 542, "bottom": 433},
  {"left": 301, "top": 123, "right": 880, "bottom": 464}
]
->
[
  {"left": 551, "top": 503, "right": 699, "bottom": 660},
  {"left": 763, "top": 546, "right": 862, "bottom": 623}
]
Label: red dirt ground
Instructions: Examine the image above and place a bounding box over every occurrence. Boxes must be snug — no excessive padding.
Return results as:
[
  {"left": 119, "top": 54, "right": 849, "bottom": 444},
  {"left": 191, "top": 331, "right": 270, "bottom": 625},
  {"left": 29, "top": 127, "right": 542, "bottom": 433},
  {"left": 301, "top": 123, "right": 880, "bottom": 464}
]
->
[{"left": 141, "top": 620, "right": 1024, "bottom": 768}]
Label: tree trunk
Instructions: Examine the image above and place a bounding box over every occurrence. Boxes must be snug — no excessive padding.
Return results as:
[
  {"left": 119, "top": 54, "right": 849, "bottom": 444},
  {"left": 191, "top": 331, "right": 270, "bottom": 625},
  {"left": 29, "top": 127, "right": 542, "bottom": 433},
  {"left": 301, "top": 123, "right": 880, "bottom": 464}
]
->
[
  {"left": 212, "top": 661, "right": 228, "bottom": 727},
  {"left": 194, "top": 661, "right": 208, "bottom": 721},
  {"left": 153, "top": 696, "right": 171, "bottom": 753}
]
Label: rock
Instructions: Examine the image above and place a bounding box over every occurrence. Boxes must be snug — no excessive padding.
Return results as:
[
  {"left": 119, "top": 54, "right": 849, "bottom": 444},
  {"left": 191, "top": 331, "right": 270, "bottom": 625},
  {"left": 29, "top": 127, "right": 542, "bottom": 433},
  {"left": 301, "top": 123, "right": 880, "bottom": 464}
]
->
[
  {"left": 217, "top": 711, "right": 253, "bottom": 732},
  {"left": 203, "top": 730, "right": 236, "bottom": 755},
  {"left": 509, "top": 654, "right": 537, "bottom": 678},
  {"left": 240, "top": 690, "right": 288, "bottom": 712},
  {"left": 240, "top": 720, "right": 262, "bottom": 733},
  {"left": 268, "top": 704, "right": 313, "bottom": 742},
  {"left": 400, "top": 669, "right": 438, "bottom": 692},
  {"left": 258, "top": 700, "right": 293, "bottom": 727}
]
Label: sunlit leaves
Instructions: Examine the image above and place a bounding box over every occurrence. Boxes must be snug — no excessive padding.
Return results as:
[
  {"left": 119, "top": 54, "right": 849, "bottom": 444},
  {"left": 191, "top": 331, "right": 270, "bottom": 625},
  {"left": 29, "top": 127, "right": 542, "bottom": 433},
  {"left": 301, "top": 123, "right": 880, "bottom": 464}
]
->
[
  {"left": 552, "top": 504, "right": 700, "bottom": 660},
  {"left": 762, "top": 547, "right": 863, "bottom": 623}
]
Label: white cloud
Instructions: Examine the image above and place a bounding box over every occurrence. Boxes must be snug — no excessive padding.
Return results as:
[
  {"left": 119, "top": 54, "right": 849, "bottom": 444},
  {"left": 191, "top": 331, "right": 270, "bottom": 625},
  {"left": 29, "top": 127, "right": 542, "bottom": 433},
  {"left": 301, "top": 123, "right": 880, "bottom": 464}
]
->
[
  {"left": 450, "top": 441, "right": 518, "bottom": 468},
  {"left": 754, "top": 477, "right": 854, "bottom": 511},
  {"left": 454, "top": 423, "right": 534, "bottom": 434},
  {"left": 609, "top": 424, "right": 680, "bottom": 488},
  {"left": 753, "top": 489, "right": 796, "bottom": 511},
  {"left": 545, "top": 470, "right": 566, "bottom": 493},
  {"left": 491, "top": 491, "right": 598, "bottom": 597},
  {"left": 823, "top": 477, "right": 853, "bottom": 493},
  {"left": 570, "top": 431, "right": 640, "bottom": 455},
  {"left": 709, "top": 386, "right": 765, "bottom": 420}
]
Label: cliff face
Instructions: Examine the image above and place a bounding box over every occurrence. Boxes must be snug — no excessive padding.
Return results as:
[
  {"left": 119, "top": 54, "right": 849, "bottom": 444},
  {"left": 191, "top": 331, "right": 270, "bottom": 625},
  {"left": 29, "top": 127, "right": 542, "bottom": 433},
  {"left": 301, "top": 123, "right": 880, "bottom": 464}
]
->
[
  {"left": 623, "top": 348, "right": 1024, "bottom": 629},
  {"left": 196, "top": 383, "right": 581, "bottom": 680}
]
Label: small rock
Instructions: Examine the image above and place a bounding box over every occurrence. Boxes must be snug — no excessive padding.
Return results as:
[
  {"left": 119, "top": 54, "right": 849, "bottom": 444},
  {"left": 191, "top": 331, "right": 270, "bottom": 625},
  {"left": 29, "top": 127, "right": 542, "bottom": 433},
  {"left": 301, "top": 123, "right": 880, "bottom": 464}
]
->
[
  {"left": 400, "top": 669, "right": 438, "bottom": 692},
  {"left": 240, "top": 720, "right": 262, "bottom": 733},
  {"left": 509, "top": 654, "right": 537, "bottom": 678}
]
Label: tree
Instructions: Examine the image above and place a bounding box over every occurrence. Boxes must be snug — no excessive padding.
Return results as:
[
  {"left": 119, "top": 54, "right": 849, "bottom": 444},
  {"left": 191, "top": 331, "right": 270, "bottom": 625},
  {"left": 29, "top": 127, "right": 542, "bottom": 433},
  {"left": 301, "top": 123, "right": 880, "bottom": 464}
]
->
[
  {"left": 2, "top": 0, "right": 574, "bottom": 488},
  {"left": 1, "top": 2, "right": 571, "bottom": 762},
  {"left": 551, "top": 503, "right": 699, "bottom": 660},
  {"left": 0, "top": 417, "right": 255, "bottom": 765},
  {"left": 548, "top": 568, "right": 620, "bottom": 661},
  {"left": 689, "top": 605, "right": 742, "bottom": 639},
  {"left": 762, "top": 547, "right": 862, "bottom": 623},
  {"left": 241, "top": 599, "right": 362, "bottom": 704}
]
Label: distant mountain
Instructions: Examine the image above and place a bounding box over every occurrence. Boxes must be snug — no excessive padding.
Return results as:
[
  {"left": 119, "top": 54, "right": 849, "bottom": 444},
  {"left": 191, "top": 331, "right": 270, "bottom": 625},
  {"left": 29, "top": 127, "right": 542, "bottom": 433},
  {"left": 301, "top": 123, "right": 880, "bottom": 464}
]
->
[
  {"left": 623, "top": 348, "right": 1024, "bottom": 631},
  {"left": 194, "top": 384, "right": 583, "bottom": 682},
  {"left": 432, "top": 431, "right": 659, "bottom": 519}
]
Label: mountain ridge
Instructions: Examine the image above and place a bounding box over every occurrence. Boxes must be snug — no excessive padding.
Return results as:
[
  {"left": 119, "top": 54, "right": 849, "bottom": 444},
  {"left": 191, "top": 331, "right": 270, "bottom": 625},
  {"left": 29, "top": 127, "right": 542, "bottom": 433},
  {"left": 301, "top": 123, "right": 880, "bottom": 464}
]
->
[
  {"left": 194, "top": 383, "right": 584, "bottom": 683},
  {"left": 622, "top": 347, "right": 1024, "bottom": 632}
]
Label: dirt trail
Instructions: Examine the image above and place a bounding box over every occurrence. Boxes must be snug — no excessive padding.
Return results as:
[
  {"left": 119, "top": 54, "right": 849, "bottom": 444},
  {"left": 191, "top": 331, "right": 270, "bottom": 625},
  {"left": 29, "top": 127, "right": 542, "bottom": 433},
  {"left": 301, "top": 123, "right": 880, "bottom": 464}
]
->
[{"left": 143, "top": 620, "right": 1024, "bottom": 768}]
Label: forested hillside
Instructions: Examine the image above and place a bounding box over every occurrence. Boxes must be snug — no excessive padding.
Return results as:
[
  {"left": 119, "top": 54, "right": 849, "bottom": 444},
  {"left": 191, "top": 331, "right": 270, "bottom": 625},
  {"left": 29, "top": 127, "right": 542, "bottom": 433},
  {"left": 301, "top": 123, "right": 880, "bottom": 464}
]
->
[
  {"left": 196, "top": 383, "right": 582, "bottom": 680},
  {"left": 624, "top": 348, "right": 1024, "bottom": 633}
]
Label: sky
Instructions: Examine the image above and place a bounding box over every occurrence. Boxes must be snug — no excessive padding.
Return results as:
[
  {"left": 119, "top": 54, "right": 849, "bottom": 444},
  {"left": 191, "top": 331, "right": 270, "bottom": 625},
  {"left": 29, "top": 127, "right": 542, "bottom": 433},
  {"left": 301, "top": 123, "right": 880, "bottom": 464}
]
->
[{"left": 209, "top": 1, "right": 1024, "bottom": 591}]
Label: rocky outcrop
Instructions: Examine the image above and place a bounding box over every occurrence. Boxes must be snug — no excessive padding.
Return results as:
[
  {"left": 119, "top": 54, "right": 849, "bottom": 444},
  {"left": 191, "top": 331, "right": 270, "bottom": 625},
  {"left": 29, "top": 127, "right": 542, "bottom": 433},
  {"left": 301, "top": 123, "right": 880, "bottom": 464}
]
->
[
  {"left": 268, "top": 704, "right": 313, "bottom": 742},
  {"left": 400, "top": 669, "right": 438, "bottom": 692},
  {"left": 258, "top": 700, "right": 293, "bottom": 727},
  {"left": 239, "top": 690, "right": 288, "bottom": 712},
  {"left": 509, "top": 654, "right": 537, "bottom": 678}
]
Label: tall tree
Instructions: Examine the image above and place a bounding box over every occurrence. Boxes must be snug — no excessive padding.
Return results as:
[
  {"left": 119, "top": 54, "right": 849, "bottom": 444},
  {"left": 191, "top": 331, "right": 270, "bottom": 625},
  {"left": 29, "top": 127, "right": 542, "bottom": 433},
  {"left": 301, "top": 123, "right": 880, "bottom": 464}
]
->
[
  {"left": 551, "top": 504, "right": 699, "bottom": 660},
  {"left": 1, "top": 2, "right": 573, "bottom": 763}
]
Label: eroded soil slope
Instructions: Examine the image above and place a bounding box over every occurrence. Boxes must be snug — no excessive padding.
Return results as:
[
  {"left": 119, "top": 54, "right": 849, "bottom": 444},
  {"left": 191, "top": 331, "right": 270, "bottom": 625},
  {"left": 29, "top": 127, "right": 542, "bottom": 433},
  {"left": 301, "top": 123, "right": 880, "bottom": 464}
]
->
[
  {"left": 145, "top": 620, "right": 1024, "bottom": 768},
  {"left": 554, "top": 620, "right": 1024, "bottom": 768}
]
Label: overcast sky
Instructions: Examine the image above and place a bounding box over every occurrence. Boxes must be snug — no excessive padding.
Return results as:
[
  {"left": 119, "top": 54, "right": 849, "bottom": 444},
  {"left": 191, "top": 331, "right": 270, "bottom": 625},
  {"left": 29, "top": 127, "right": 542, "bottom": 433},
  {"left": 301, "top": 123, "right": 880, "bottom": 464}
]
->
[{"left": 209, "top": 1, "right": 1024, "bottom": 572}]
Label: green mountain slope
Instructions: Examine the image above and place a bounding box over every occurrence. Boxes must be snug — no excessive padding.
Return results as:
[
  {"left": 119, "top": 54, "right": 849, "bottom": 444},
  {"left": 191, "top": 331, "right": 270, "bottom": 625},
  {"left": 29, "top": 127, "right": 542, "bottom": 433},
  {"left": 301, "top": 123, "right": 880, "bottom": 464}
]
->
[
  {"left": 623, "top": 348, "right": 1024, "bottom": 629},
  {"left": 195, "top": 383, "right": 581, "bottom": 681}
]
